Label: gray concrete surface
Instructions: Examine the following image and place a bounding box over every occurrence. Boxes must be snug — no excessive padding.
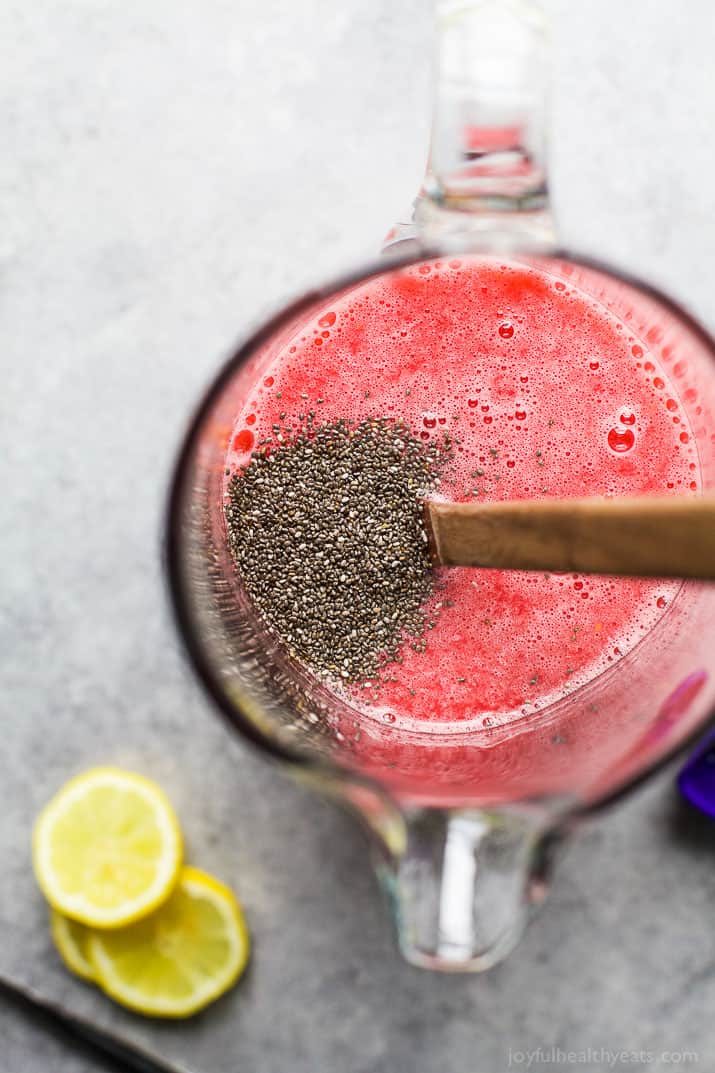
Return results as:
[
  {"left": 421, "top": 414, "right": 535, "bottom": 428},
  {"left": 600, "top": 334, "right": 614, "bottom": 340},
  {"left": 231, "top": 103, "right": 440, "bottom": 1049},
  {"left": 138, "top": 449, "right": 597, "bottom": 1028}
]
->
[{"left": 2, "top": 1, "right": 715, "bottom": 1070}]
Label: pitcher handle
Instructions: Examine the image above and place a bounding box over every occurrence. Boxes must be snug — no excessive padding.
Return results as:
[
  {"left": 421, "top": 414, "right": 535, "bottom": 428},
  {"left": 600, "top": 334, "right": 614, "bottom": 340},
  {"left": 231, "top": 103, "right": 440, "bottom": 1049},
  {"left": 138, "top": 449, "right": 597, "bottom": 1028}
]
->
[
  {"left": 386, "top": 0, "right": 556, "bottom": 254},
  {"left": 374, "top": 804, "right": 553, "bottom": 971}
]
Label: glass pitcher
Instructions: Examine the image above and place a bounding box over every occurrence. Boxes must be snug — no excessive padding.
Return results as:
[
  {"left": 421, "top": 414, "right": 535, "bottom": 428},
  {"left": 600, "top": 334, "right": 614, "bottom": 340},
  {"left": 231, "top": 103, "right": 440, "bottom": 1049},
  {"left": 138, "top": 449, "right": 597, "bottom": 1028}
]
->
[{"left": 166, "top": 0, "right": 715, "bottom": 971}]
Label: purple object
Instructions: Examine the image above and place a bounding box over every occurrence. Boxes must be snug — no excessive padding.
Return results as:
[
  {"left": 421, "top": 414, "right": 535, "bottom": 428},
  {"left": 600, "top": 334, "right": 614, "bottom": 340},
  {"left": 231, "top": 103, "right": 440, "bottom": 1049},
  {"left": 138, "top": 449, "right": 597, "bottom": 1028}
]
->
[{"left": 678, "top": 729, "right": 715, "bottom": 818}]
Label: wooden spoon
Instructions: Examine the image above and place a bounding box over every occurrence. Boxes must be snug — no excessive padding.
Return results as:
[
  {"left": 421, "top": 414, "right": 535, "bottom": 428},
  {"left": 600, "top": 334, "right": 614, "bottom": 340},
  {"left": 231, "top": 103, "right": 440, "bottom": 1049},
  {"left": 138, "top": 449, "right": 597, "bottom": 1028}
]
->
[{"left": 425, "top": 495, "right": 715, "bottom": 580}]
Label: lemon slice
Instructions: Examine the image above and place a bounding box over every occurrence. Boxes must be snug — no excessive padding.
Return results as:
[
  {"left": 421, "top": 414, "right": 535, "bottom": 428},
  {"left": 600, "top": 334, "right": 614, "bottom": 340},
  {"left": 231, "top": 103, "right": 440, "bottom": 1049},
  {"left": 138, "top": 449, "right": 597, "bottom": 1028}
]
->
[
  {"left": 33, "top": 768, "right": 182, "bottom": 928},
  {"left": 89, "top": 866, "right": 249, "bottom": 1018},
  {"left": 50, "top": 911, "right": 96, "bottom": 982}
]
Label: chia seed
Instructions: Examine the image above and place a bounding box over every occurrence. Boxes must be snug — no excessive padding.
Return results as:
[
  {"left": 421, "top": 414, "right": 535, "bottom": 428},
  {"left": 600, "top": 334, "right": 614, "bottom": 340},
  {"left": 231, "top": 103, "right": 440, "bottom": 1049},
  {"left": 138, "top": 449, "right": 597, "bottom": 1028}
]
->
[{"left": 225, "top": 417, "right": 451, "bottom": 683}]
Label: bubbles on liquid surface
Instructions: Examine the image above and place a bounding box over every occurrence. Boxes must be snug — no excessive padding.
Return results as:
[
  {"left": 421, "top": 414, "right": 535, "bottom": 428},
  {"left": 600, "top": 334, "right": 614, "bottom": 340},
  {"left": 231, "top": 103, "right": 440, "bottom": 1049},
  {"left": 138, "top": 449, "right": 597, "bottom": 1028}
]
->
[
  {"left": 225, "top": 258, "right": 696, "bottom": 732},
  {"left": 607, "top": 427, "right": 635, "bottom": 453},
  {"left": 233, "top": 429, "right": 254, "bottom": 452}
]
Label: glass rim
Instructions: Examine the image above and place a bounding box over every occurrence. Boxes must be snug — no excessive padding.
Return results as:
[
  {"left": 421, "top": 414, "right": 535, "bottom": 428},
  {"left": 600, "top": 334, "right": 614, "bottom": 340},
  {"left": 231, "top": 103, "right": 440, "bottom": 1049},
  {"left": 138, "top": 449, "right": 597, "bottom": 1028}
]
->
[{"left": 165, "top": 242, "right": 715, "bottom": 818}]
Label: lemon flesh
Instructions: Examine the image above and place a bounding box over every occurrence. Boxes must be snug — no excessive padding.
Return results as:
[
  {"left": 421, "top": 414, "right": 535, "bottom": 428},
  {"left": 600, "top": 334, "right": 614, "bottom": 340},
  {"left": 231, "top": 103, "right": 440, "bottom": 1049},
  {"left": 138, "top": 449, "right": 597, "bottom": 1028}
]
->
[
  {"left": 50, "top": 911, "right": 96, "bottom": 982},
  {"left": 89, "top": 866, "right": 250, "bottom": 1018},
  {"left": 33, "top": 768, "right": 182, "bottom": 928}
]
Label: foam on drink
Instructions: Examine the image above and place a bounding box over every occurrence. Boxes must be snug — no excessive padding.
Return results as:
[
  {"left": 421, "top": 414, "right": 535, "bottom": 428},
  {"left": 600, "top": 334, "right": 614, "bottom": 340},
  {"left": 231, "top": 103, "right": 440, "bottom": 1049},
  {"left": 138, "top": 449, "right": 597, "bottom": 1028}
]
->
[{"left": 224, "top": 258, "right": 696, "bottom": 732}]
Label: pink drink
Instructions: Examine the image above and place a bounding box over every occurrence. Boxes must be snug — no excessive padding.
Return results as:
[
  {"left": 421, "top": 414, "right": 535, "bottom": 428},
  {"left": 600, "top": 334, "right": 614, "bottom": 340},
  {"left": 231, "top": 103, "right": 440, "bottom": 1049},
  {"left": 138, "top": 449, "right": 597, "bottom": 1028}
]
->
[{"left": 224, "top": 257, "right": 703, "bottom": 800}]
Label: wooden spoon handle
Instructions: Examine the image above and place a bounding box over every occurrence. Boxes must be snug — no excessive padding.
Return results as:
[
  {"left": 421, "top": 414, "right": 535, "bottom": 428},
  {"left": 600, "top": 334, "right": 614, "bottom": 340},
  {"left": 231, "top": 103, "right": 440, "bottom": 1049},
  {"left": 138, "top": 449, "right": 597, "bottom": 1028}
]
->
[{"left": 427, "top": 496, "right": 715, "bottom": 579}]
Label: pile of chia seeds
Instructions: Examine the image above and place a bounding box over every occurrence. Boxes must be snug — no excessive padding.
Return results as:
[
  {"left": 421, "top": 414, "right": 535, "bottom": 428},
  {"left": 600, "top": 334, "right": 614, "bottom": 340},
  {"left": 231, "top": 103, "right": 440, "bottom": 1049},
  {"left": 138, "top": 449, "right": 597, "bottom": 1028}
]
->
[{"left": 225, "top": 417, "right": 452, "bottom": 683}]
